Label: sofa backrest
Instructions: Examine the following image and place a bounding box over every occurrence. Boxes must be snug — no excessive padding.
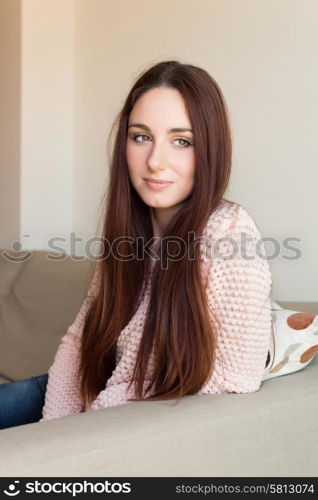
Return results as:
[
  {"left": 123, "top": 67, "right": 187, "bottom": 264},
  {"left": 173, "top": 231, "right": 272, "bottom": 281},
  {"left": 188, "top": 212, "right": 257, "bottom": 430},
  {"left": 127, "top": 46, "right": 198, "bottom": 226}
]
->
[
  {"left": 0, "top": 250, "right": 95, "bottom": 382},
  {"left": 1, "top": 250, "right": 317, "bottom": 382}
]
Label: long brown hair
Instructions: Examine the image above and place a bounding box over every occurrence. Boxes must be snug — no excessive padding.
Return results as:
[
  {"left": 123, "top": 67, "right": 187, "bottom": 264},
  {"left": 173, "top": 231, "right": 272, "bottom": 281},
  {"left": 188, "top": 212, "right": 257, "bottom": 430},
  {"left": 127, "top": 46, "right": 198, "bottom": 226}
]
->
[{"left": 79, "top": 60, "right": 232, "bottom": 408}]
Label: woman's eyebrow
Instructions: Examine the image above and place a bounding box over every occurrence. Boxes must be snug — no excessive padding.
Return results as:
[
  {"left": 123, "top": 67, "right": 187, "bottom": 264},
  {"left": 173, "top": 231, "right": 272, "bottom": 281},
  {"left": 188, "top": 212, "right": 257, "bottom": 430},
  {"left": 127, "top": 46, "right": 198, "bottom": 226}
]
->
[{"left": 128, "top": 123, "right": 193, "bottom": 133}]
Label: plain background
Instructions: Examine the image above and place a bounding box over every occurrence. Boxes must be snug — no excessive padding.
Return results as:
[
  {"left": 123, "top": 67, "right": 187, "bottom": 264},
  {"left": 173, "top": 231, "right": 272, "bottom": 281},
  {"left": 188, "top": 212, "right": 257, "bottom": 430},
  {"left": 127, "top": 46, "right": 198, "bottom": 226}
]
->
[{"left": 0, "top": 0, "right": 317, "bottom": 301}]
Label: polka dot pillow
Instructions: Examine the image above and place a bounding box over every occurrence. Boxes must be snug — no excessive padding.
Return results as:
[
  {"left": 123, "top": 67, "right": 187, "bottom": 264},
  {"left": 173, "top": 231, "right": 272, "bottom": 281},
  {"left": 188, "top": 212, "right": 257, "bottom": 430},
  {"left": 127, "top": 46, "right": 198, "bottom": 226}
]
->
[{"left": 262, "top": 300, "right": 318, "bottom": 381}]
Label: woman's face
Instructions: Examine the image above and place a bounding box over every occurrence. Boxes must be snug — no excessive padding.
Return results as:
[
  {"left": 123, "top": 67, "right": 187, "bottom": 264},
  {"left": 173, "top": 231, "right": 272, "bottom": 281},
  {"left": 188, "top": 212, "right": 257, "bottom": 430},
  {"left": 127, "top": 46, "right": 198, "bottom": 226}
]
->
[{"left": 126, "top": 87, "right": 195, "bottom": 216}]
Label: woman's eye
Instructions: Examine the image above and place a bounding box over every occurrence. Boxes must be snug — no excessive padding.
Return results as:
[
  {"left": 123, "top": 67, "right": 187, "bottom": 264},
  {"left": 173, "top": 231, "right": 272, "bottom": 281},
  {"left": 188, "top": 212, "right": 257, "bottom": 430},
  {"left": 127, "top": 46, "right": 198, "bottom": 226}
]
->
[
  {"left": 134, "top": 134, "right": 150, "bottom": 143},
  {"left": 174, "top": 138, "right": 192, "bottom": 148}
]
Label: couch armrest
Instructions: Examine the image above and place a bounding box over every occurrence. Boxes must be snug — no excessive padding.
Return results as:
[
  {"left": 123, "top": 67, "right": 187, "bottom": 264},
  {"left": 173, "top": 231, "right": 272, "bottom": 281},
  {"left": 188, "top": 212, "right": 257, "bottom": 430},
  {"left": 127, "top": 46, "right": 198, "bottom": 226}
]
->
[{"left": 0, "top": 364, "right": 318, "bottom": 477}]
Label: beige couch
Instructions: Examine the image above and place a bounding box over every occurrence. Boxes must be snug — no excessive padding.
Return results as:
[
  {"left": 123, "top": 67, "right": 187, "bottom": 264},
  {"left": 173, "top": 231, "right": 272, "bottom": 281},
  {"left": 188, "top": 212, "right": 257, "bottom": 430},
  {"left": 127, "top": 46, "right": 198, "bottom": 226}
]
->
[{"left": 0, "top": 250, "right": 317, "bottom": 477}]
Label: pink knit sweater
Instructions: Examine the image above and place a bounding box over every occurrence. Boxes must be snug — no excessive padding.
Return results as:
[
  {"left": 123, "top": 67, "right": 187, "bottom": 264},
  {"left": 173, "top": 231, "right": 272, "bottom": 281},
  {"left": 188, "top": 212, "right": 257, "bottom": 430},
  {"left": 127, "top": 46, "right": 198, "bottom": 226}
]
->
[{"left": 40, "top": 199, "right": 272, "bottom": 422}]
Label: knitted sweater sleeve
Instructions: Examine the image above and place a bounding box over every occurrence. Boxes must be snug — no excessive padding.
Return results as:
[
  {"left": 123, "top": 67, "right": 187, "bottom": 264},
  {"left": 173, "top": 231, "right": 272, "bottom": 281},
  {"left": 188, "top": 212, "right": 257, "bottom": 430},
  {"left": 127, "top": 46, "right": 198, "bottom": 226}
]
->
[
  {"left": 203, "top": 205, "right": 272, "bottom": 394},
  {"left": 39, "top": 261, "right": 101, "bottom": 422}
]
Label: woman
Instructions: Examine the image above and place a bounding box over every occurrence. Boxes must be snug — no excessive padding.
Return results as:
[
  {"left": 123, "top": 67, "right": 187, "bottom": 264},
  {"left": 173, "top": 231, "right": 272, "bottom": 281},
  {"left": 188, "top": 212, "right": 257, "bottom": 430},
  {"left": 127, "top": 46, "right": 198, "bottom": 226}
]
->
[{"left": 0, "top": 60, "right": 273, "bottom": 429}]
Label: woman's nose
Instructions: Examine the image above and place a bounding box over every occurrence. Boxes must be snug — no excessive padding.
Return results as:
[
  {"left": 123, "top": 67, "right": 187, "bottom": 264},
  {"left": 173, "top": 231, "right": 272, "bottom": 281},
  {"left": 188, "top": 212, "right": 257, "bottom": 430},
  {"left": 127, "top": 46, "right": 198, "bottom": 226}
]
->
[{"left": 147, "top": 142, "right": 166, "bottom": 170}]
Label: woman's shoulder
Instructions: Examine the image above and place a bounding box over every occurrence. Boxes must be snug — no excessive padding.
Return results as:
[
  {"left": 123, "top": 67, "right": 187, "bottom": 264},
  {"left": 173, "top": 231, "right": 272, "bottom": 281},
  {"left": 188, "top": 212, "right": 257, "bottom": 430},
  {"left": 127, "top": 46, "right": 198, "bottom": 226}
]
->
[{"left": 204, "top": 198, "right": 262, "bottom": 238}]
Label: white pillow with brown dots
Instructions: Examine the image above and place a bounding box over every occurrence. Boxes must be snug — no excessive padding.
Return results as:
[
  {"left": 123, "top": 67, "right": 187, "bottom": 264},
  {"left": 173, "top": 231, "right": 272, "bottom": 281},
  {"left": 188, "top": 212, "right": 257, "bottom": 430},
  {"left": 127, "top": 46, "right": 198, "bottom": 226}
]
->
[{"left": 263, "top": 300, "right": 318, "bottom": 381}]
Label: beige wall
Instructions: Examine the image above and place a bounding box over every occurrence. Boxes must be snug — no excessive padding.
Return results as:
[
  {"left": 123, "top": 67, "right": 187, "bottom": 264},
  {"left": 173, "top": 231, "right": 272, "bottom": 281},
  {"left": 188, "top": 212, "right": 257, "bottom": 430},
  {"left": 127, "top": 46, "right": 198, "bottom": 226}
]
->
[
  {"left": 0, "top": 0, "right": 21, "bottom": 248},
  {"left": 1, "top": 0, "right": 317, "bottom": 300},
  {"left": 74, "top": 0, "right": 318, "bottom": 301},
  {"left": 21, "top": 0, "right": 74, "bottom": 249}
]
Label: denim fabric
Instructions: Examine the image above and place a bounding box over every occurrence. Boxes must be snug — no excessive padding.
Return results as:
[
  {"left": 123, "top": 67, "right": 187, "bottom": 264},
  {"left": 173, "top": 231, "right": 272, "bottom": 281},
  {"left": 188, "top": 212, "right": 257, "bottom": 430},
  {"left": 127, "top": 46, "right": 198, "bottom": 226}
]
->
[{"left": 0, "top": 374, "right": 48, "bottom": 430}]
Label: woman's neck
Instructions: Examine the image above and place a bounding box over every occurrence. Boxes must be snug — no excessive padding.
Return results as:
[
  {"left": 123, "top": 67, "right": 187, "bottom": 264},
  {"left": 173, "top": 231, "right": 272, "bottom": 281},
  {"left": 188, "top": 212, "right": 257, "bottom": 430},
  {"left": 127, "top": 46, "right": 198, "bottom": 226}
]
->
[
  {"left": 150, "top": 202, "right": 186, "bottom": 237},
  {"left": 150, "top": 207, "right": 178, "bottom": 238}
]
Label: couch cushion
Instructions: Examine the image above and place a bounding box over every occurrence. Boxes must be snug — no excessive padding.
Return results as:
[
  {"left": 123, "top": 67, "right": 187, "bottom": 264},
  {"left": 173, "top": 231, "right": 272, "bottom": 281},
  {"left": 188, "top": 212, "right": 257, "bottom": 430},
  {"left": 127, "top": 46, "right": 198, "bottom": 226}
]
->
[
  {"left": 0, "top": 375, "right": 11, "bottom": 385},
  {"left": 0, "top": 250, "right": 95, "bottom": 381},
  {"left": 263, "top": 301, "right": 318, "bottom": 381},
  {"left": 276, "top": 302, "right": 318, "bottom": 367}
]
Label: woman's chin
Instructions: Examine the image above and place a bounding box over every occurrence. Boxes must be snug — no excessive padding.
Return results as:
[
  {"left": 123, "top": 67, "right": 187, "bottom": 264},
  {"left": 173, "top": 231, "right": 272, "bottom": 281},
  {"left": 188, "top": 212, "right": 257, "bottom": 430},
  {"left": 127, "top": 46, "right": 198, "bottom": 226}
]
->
[{"left": 140, "top": 194, "right": 175, "bottom": 209}]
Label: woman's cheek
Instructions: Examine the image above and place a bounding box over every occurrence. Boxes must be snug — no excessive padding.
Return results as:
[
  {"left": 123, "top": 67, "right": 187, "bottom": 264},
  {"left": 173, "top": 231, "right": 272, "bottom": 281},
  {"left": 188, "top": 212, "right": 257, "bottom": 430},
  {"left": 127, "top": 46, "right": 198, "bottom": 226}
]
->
[{"left": 127, "top": 147, "right": 145, "bottom": 170}]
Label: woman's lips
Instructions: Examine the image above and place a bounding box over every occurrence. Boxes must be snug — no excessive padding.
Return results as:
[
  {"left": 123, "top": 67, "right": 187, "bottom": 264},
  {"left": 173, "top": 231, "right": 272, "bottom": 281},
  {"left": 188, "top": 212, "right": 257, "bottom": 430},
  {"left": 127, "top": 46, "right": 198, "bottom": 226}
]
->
[{"left": 143, "top": 178, "right": 173, "bottom": 191}]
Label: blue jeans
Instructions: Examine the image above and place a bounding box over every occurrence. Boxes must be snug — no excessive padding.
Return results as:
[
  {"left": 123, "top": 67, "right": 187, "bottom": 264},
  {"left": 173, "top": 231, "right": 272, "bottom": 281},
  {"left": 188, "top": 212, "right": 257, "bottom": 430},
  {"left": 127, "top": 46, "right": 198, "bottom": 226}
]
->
[{"left": 0, "top": 374, "right": 48, "bottom": 430}]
